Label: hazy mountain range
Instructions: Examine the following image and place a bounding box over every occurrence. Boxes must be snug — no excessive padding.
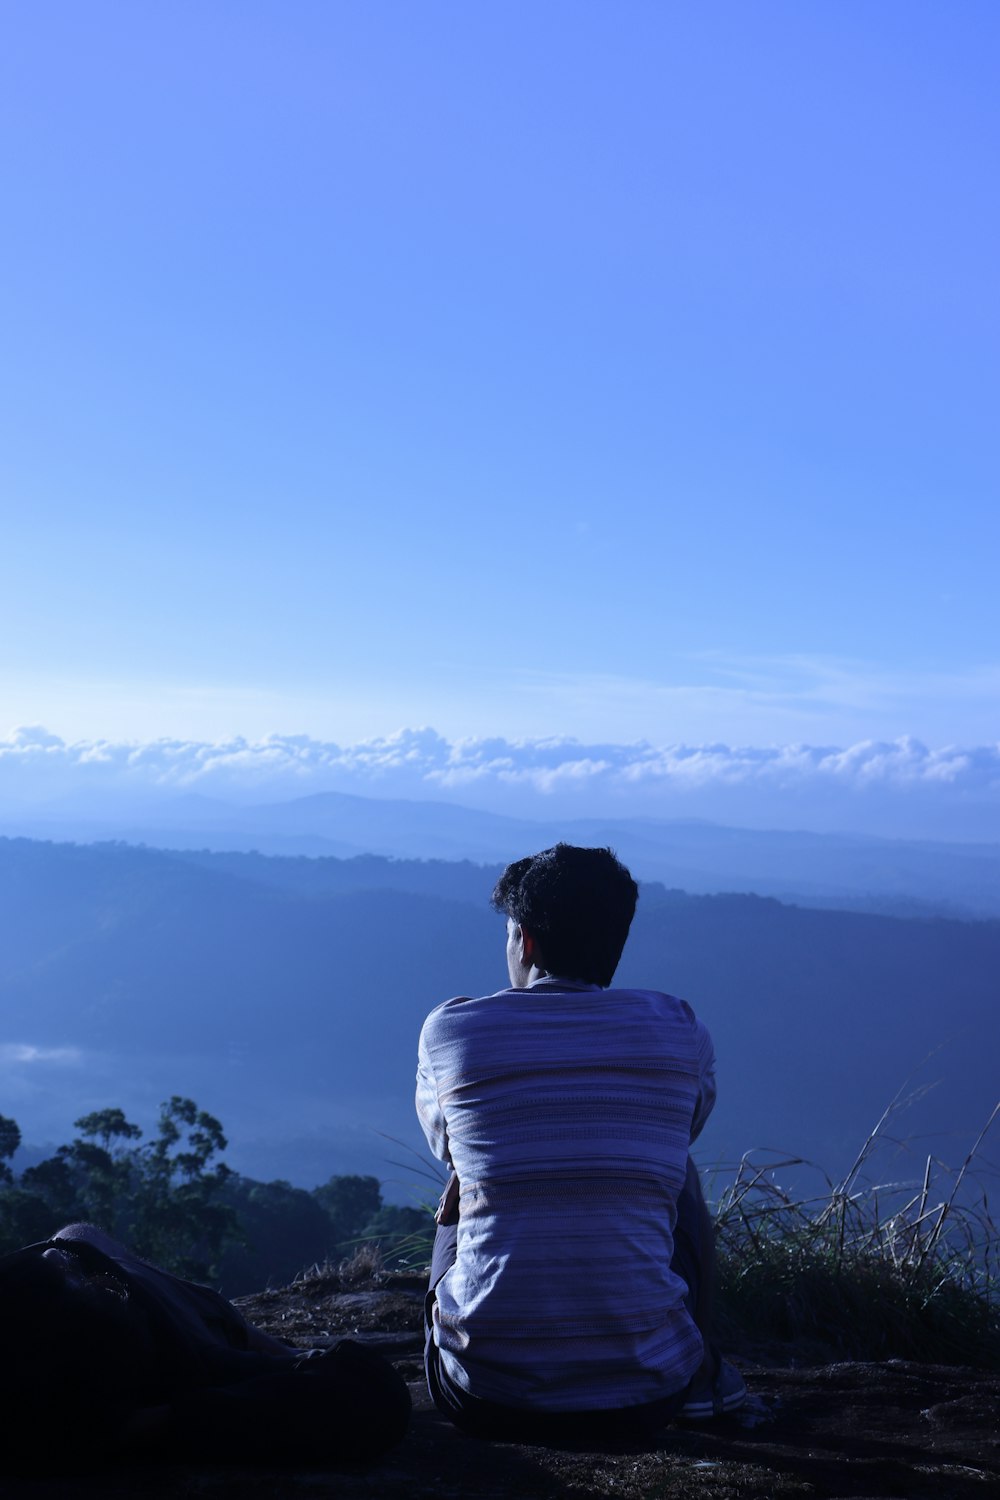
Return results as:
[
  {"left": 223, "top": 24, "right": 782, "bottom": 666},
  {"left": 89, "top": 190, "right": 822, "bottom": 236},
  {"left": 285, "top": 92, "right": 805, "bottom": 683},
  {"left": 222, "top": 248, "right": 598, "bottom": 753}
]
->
[
  {"left": 1, "top": 835, "right": 996, "bottom": 1200},
  {"left": 4, "top": 786, "right": 1000, "bottom": 918}
]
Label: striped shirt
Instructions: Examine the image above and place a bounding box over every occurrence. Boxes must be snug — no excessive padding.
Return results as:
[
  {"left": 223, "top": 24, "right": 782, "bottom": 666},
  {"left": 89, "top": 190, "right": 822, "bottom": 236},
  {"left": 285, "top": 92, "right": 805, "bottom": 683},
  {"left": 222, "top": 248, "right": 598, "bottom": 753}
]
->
[{"left": 416, "top": 977, "right": 716, "bottom": 1411}]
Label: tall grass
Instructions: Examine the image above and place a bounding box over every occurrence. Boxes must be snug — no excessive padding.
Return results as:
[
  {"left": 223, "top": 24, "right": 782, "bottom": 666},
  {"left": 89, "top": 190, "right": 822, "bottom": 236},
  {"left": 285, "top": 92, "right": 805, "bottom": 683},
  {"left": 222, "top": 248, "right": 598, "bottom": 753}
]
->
[{"left": 711, "top": 1098, "right": 999, "bottom": 1368}]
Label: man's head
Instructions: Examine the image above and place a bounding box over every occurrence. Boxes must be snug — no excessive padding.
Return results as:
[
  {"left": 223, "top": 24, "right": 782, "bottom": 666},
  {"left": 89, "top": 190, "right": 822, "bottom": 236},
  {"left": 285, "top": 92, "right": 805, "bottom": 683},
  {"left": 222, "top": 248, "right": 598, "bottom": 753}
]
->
[{"left": 490, "top": 844, "right": 638, "bottom": 988}]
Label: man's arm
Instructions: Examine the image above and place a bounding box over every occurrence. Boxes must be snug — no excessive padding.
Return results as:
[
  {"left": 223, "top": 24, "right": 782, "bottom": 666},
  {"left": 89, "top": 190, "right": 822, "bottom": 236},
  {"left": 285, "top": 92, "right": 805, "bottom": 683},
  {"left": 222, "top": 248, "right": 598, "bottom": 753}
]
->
[
  {"left": 689, "top": 1017, "right": 717, "bottom": 1144},
  {"left": 417, "top": 1022, "right": 461, "bottom": 1224},
  {"left": 415, "top": 1025, "right": 452, "bottom": 1166}
]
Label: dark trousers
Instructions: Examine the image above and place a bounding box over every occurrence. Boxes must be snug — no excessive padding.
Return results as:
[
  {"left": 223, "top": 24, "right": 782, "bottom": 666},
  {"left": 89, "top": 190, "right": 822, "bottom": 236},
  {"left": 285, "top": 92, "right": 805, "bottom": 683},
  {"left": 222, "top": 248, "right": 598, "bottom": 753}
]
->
[{"left": 424, "top": 1169, "right": 705, "bottom": 1443}]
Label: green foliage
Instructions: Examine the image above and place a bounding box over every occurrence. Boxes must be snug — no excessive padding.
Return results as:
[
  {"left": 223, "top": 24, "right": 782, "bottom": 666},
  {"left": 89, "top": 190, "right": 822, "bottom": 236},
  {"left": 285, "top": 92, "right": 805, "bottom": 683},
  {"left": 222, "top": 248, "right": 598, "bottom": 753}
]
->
[
  {"left": 20, "top": 1151, "right": 80, "bottom": 1222},
  {"left": 216, "top": 1172, "right": 436, "bottom": 1294},
  {"left": 0, "top": 1092, "right": 434, "bottom": 1290},
  {"left": 0, "top": 1114, "right": 21, "bottom": 1185},
  {"left": 354, "top": 1203, "right": 434, "bottom": 1271},
  {"left": 0, "top": 1097, "right": 240, "bottom": 1279},
  {"left": 312, "top": 1173, "right": 383, "bottom": 1240},
  {"left": 74, "top": 1108, "right": 142, "bottom": 1150},
  {"left": 217, "top": 1177, "right": 334, "bottom": 1295},
  {"left": 0, "top": 1183, "right": 56, "bottom": 1246},
  {"left": 127, "top": 1097, "right": 240, "bottom": 1277},
  {"left": 308, "top": 1172, "right": 434, "bottom": 1275},
  {"left": 0, "top": 1101, "right": 431, "bottom": 1292}
]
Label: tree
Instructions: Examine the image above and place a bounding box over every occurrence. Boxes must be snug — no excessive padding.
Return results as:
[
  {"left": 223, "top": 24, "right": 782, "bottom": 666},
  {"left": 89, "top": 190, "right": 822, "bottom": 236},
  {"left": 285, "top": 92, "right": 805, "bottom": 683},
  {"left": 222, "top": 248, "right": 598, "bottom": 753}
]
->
[
  {"left": 218, "top": 1178, "right": 334, "bottom": 1295},
  {"left": 3, "top": 1098, "right": 240, "bottom": 1279},
  {"left": 19, "top": 1150, "right": 81, "bottom": 1227},
  {"left": 128, "top": 1097, "right": 239, "bottom": 1278},
  {"left": 312, "top": 1174, "right": 383, "bottom": 1243},
  {"left": 0, "top": 1114, "right": 52, "bottom": 1248},
  {"left": 64, "top": 1107, "right": 145, "bottom": 1230},
  {"left": 74, "top": 1108, "right": 142, "bottom": 1152},
  {"left": 0, "top": 1114, "right": 20, "bottom": 1186},
  {"left": 0, "top": 1184, "right": 55, "bottom": 1247}
]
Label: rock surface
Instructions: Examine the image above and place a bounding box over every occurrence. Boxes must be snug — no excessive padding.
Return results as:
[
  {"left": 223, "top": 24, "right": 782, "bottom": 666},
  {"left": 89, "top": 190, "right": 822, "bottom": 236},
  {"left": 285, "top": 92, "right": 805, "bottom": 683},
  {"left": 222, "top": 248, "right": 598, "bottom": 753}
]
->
[{"left": 8, "top": 1276, "right": 1000, "bottom": 1497}]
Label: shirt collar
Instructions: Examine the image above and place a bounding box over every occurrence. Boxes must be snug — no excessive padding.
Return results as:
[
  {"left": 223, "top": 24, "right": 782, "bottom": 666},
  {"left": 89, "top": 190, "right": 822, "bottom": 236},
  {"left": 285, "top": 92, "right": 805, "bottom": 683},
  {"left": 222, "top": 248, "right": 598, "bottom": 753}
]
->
[{"left": 527, "top": 974, "right": 602, "bottom": 992}]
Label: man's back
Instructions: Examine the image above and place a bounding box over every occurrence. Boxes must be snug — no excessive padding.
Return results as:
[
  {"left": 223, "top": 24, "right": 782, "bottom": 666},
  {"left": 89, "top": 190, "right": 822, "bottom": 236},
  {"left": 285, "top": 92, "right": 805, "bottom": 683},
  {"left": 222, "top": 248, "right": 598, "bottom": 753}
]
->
[{"left": 417, "top": 975, "right": 716, "bottom": 1410}]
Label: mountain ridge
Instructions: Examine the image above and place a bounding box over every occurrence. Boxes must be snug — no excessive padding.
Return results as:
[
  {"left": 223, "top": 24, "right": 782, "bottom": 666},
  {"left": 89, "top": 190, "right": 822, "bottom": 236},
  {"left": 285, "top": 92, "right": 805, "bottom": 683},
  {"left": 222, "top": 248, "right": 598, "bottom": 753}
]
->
[{"left": 5, "top": 784, "right": 1000, "bottom": 916}]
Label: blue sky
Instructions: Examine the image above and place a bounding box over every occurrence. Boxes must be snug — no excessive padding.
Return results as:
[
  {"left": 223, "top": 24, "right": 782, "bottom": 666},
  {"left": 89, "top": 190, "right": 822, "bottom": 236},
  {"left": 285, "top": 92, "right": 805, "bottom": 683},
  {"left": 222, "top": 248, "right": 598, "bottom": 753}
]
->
[{"left": 1, "top": 3, "right": 997, "bottom": 769}]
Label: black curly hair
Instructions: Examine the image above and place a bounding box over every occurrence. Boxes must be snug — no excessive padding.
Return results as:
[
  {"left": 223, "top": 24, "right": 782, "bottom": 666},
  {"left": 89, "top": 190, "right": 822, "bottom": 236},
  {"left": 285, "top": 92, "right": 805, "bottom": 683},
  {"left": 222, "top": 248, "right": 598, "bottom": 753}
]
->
[{"left": 490, "top": 843, "right": 638, "bottom": 987}]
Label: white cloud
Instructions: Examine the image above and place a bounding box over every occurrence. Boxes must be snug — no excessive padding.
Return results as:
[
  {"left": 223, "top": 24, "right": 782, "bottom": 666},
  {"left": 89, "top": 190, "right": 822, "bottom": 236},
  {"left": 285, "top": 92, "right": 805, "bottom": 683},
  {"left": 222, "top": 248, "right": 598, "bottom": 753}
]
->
[
  {"left": 0, "top": 1044, "right": 83, "bottom": 1066},
  {"left": 4, "top": 635, "right": 1000, "bottom": 850},
  {"left": 5, "top": 725, "right": 64, "bottom": 750},
  {"left": 2, "top": 723, "right": 999, "bottom": 820}
]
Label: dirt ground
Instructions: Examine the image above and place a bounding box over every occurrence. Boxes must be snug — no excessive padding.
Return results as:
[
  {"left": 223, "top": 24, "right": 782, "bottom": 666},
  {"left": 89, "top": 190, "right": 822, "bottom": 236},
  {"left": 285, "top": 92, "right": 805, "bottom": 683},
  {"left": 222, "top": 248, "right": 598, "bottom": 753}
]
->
[{"left": 3, "top": 1277, "right": 997, "bottom": 1499}]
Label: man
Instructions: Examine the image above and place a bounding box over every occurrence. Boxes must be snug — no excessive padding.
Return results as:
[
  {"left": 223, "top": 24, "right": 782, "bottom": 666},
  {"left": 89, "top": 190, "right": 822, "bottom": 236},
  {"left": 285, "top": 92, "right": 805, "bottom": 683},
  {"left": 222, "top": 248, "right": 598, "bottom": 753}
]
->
[
  {"left": 0, "top": 1221, "right": 410, "bottom": 1470},
  {"left": 416, "top": 843, "right": 745, "bottom": 1441}
]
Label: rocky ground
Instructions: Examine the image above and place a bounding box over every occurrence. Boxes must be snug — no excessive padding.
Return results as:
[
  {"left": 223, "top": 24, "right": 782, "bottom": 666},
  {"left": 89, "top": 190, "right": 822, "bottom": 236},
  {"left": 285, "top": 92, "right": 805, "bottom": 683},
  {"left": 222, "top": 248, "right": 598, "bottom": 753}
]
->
[{"left": 3, "top": 1273, "right": 997, "bottom": 1499}]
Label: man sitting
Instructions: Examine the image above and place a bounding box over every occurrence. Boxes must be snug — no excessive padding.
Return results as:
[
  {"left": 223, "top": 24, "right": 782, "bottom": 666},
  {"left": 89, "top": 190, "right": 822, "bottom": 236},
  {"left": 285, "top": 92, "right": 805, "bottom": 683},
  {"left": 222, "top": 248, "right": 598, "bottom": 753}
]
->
[
  {"left": 416, "top": 843, "right": 746, "bottom": 1441},
  {"left": 0, "top": 1220, "right": 410, "bottom": 1469}
]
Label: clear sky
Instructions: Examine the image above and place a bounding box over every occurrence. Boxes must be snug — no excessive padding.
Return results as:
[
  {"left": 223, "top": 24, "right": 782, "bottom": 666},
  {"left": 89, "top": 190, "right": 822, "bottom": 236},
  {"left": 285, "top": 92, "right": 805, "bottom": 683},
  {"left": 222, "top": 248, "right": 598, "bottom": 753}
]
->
[{"left": 1, "top": 2, "right": 997, "bottom": 760}]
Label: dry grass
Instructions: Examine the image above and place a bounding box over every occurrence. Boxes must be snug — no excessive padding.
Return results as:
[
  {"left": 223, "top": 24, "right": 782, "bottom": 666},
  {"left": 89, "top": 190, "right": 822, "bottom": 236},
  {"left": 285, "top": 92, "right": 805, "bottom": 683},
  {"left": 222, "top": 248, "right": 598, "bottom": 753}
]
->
[
  {"left": 290, "top": 1242, "right": 389, "bottom": 1292},
  {"left": 711, "top": 1098, "right": 999, "bottom": 1367}
]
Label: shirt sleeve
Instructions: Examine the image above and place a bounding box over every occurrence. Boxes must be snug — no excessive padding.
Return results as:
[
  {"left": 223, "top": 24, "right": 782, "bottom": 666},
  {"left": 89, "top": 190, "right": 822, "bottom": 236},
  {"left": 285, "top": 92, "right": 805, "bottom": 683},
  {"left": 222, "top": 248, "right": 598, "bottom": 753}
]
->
[
  {"left": 689, "top": 1017, "right": 717, "bottom": 1144},
  {"left": 415, "top": 1021, "right": 452, "bottom": 1166}
]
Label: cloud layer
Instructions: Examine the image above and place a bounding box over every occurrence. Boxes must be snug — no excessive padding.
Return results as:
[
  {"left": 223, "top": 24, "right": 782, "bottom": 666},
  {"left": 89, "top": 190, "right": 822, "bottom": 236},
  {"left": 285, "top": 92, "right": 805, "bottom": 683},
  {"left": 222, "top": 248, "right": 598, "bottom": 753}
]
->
[{"left": 2, "top": 725, "right": 999, "bottom": 840}]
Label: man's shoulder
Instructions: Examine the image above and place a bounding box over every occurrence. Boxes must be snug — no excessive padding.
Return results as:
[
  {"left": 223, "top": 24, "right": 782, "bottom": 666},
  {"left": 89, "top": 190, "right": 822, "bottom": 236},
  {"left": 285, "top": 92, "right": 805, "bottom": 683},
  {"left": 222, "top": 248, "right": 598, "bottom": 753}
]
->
[
  {"left": 419, "top": 987, "right": 515, "bottom": 1038},
  {"left": 601, "top": 985, "right": 701, "bottom": 1018},
  {"left": 421, "top": 985, "right": 705, "bottom": 1035}
]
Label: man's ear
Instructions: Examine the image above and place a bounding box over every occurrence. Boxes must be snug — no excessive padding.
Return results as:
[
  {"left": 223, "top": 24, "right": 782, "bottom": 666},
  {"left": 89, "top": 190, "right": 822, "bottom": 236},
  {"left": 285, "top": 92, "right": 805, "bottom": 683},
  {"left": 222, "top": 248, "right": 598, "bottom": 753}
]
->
[{"left": 520, "top": 928, "right": 537, "bottom": 964}]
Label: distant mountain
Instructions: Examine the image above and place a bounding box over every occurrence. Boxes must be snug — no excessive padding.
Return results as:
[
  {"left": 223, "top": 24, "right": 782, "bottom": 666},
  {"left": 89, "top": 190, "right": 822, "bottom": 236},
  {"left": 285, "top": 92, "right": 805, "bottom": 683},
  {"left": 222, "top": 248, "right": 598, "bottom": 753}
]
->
[
  {"left": 4, "top": 787, "right": 1000, "bottom": 917},
  {"left": 1, "top": 836, "right": 996, "bottom": 1195}
]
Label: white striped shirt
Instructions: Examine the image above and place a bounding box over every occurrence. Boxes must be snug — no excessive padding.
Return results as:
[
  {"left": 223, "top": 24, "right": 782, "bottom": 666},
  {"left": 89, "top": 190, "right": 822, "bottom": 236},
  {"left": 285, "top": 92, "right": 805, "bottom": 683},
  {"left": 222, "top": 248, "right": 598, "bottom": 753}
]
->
[{"left": 416, "top": 977, "right": 716, "bottom": 1411}]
